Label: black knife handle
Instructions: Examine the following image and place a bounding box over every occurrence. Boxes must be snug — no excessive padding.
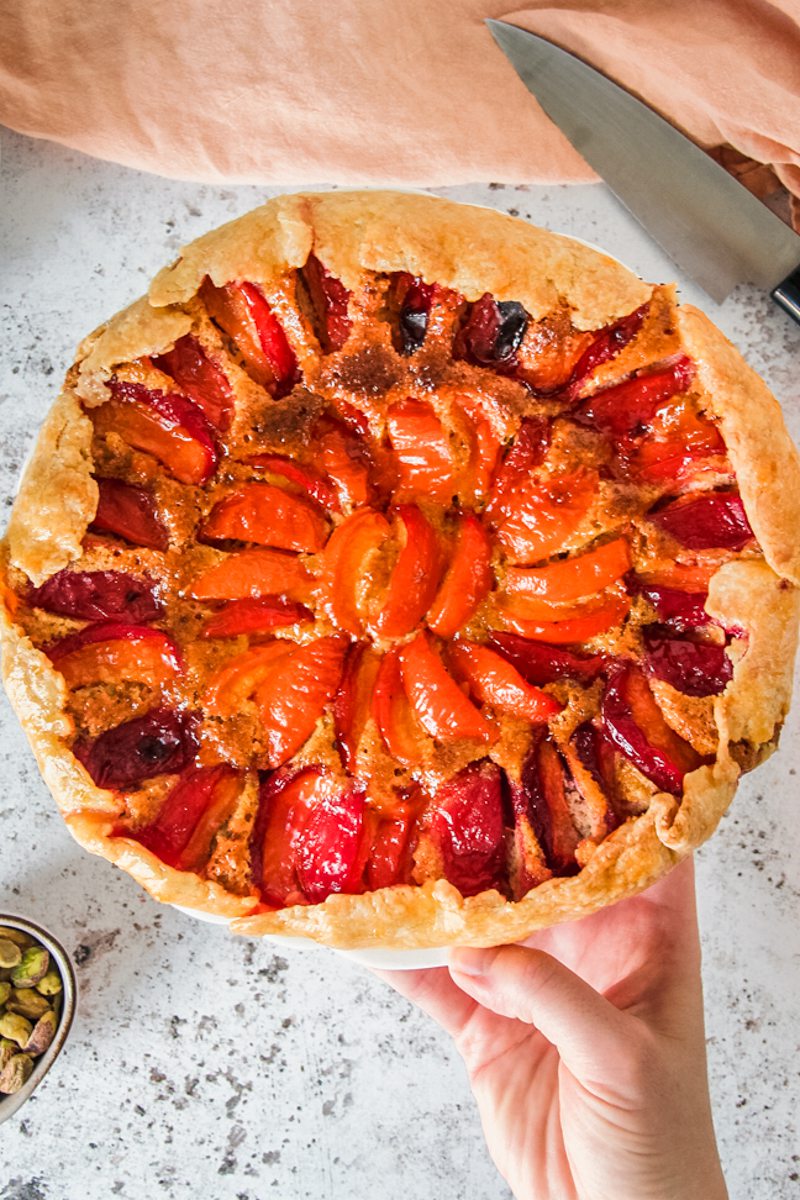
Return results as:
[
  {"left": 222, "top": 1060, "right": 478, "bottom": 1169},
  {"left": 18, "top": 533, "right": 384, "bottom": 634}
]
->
[{"left": 771, "top": 266, "right": 800, "bottom": 325}]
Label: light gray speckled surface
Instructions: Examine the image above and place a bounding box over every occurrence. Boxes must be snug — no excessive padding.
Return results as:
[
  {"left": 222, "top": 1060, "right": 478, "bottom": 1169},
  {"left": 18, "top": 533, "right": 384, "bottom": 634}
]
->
[{"left": 1, "top": 127, "right": 799, "bottom": 1200}]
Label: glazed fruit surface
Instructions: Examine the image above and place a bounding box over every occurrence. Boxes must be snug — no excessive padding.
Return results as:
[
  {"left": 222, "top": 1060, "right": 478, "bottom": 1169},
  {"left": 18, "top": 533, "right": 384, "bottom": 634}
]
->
[{"left": 9, "top": 258, "right": 760, "bottom": 909}]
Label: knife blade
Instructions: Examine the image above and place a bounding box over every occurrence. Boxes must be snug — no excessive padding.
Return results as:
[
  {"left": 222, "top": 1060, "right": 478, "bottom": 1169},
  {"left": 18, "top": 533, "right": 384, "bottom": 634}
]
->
[{"left": 487, "top": 20, "right": 800, "bottom": 323}]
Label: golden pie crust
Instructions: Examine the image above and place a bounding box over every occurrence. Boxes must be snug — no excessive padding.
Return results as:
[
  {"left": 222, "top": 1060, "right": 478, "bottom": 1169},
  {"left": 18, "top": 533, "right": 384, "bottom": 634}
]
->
[{"left": 2, "top": 190, "right": 799, "bottom": 948}]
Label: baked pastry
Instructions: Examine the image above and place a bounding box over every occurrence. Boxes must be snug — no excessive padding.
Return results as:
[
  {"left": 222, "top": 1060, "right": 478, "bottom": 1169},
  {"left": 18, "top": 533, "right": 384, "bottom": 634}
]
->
[{"left": 2, "top": 191, "right": 799, "bottom": 949}]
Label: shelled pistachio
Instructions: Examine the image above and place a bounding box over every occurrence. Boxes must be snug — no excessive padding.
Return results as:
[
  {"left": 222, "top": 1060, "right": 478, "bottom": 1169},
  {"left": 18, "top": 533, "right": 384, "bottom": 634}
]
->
[
  {"left": 0, "top": 939, "right": 22, "bottom": 970},
  {"left": 0, "top": 927, "right": 65, "bottom": 1096},
  {"left": 0, "top": 1012, "right": 32, "bottom": 1048},
  {"left": 0, "top": 929, "right": 33, "bottom": 947},
  {"left": 37, "top": 971, "right": 62, "bottom": 997},
  {"left": 7, "top": 988, "right": 51, "bottom": 1020},
  {"left": 10, "top": 947, "right": 50, "bottom": 989}
]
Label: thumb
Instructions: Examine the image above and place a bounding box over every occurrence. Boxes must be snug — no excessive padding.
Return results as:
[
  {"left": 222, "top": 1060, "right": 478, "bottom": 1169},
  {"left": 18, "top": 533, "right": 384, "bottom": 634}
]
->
[{"left": 449, "top": 944, "right": 632, "bottom": 1078}]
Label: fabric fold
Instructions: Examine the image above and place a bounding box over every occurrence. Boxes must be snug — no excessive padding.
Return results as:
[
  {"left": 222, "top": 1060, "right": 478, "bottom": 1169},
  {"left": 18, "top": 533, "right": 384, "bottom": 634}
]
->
[{"left": 1, "top": 0, "right": 797, "bottom": 219}]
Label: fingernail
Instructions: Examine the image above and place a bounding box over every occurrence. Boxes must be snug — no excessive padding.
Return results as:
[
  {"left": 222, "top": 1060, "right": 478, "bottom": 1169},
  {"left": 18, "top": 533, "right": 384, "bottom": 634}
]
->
[{"left": 449, "top": 947, "right": 498, "bottom": 978}]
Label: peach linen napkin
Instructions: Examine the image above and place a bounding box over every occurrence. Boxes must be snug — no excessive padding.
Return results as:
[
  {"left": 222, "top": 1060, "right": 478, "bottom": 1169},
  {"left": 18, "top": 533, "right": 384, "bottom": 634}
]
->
[{"left": 1, "top": 0, "right": 799, "bottom": 222}]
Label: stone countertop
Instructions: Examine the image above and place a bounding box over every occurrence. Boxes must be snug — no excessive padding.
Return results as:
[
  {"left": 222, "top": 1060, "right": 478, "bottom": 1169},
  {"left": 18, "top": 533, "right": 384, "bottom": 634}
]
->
[{"left": 1, "top": 128, "right": 798, "bottom": 1200}]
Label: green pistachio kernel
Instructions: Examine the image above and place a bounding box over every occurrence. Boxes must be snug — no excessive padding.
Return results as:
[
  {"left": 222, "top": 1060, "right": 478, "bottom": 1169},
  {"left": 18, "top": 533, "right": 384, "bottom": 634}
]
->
[
  {"left": 6, "top": 988, "right": 51, "bottom": 1021},
  {"left": 36, "top": 970, "right": 63, "bottom": 997},
  {"left": 10, "top": 947, "right": 50, "bottom": 990}
]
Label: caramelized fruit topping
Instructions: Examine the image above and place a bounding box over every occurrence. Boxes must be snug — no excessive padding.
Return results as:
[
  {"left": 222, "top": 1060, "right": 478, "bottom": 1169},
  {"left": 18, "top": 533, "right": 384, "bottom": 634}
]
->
[
  {"left": 202, "top": 280, "right": 299, "bottom": 397},
  {"left": 189, "top": 548, "right": 312, "bottom": 603},
  {"left": 372, "top": 648, "right": 433, "bottom": 768},
  {"left": 74, "top": 708, "right": 198, "bottom": 789},
  {"left": 301, "top": 254, "right": 352, "bottom": 353},
  {"left": 514, "top": 738, "right": 579, "bottom": 875},
  {"left": 91, "top": 477, "right": 168, "bottom": 551},
  {"left": 334, "top": 643, "right": 381, "bottom": 772},
  {"left": 575, "top": 356, "right": 694, "bottom": 436},
  {"left": 455, "top": 294, "right": 529, "bottom": 371},
  {"left": 101, "top": 380, "right": 218, "bottom": 485},
  {"left": 152, "top": 335, "right": 234, "bottom": 430},
  {"left": 47, "top": 621, "right": 182, "bottom": 689},
  {"left": 295, "top": 783, "right": 367, "bottom": 902},
  {"left": 201, "top": 483, "right": 329, "bottom": 553},
  {"left": 252, "top": 768, "right": 366, "bottom": 905},
  {"left": 200, "top": 596, "right": 313, "bottom": 639},
  {"left": 448, "top": 641, "right": 562, "bottom": 724},
  {"left": 426, "top": 514, "right": 492, "bottom": 638},
  {"left": 392, "top": 273, "right": 435, "bottom": 355},
  {"left": 400, "top": 632, "right": 497, "bottom": 744},
  {"left": 28, "top": 569, "right": 162, "bottom": 623},
  {"left": 370, "top": 505, "right": 441, "bottom": 638},
  {"left": 651, "top": 492, "right": 754, "bottom": 550},
  {"left": 492, "top": 467, "right": 599, "bottom": 564},
  {"left": 601, "top": 664, "right": 703, "bottom": 793},
  {"left": 562, "top": 303, "right": 649, "bottom": 399},
  {"left": 630, "top": 579, "right": 710, "bottom": 630},
  {"left": 429, "top": 761, "right": 507, "bottom": 896},
  {"left": 132, "top": 763, "right": 241, "bottom": 869},
  {"left": 643, "top": 630, "right": 733, "bottom": 697},
  {"left": 487, "top": 633, "right": 608, "bottom": 684}
]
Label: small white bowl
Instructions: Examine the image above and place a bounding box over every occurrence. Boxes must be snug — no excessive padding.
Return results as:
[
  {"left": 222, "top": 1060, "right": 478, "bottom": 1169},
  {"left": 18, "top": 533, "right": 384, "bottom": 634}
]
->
[
  {"left": 171, "top": 904, "right": 448, "bottom": 971},
  {"left": 0, "top": 915, "right": 77, "bottom": 1125}
]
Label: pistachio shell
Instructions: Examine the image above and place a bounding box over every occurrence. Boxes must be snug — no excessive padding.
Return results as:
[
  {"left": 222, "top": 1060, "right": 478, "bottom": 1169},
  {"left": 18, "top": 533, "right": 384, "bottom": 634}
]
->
[
  {"left": 23, "top": 1010, "right": 58, "bottom": 1057},
  {"left": 10, "top": 947, "right": 50, "bottom": 989},
  {"left": 0, "top": 1011, "right": 33, "bottom": 1048},
  {"left": 0, "top": 1038, "right": 17, "bottom": 1071},
  {"left": 0, "top": 1051, "right": 34, "bottom": 1095},
  {"left": 0, "top": 939, "right": 22, "bottom": 970}
]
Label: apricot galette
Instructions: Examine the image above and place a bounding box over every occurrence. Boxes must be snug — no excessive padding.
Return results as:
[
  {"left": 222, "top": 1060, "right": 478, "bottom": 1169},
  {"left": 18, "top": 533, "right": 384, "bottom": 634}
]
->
[{"left": 3, "top": 192, "right": 799, "bottom": 948}]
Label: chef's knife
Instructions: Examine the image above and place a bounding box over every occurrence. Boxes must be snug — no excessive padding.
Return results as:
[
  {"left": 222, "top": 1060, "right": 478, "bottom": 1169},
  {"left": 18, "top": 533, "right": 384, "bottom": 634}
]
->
[{"left": 487, "top": 20, "right": 800, "bottom": 324}]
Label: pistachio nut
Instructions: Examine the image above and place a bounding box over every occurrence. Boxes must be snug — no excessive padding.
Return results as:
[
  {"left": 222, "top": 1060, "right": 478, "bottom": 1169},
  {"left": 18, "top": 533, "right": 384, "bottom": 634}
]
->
[
  {"left": 0, "top": 1011, "right": 33, "bottom": 1048},
  {"left": 0, "top": 1051, "right": 34, "bottom": 1095},
  {"left": 7, "top": 988, "right": 51, "bottom": 1021},
  {"left": 0, "top": 981, "right": 11, "bottom": 1007},
  {"left": 0, "top": 939, "right": 22, "bottom": 970},
  {"left": 36, "top": 970, "right": 63, "bottom": 997},
  {"left": 0, "top": 927, "right": 33, "bottom": 949},
  {"left": 0, "top": 1038, "right": 17, "bottom": 1071},
  {"left": 10, "top": 947, "right": 50, "bottom": 989},
  {"left": 23, "top": 1010, "right": 57, "bottom": 1058}
]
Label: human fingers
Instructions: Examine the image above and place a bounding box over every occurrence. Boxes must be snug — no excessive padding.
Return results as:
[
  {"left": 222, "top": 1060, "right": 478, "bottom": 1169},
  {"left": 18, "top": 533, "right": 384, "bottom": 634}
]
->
[
  {"left": 606, "top": 856, "right": 703, "bottom": 1006},
  {"left": 639, "top": 854, "right": 697, "bottom": 921},
  {"left": 448, "top": 943, "right": 633, "bottom": 1080},
  {"left": 372, "top": 965, "right": 479, "bottom": 1038},
  {"left": 520, "top": 857, "right": 700, "bottom": 990}
]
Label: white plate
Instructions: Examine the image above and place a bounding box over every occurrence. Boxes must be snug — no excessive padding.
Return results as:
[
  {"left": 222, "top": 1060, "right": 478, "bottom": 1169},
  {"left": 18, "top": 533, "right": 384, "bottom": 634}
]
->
[{"left": 172, "top": 904, "right": 448, "bottom": 971}]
